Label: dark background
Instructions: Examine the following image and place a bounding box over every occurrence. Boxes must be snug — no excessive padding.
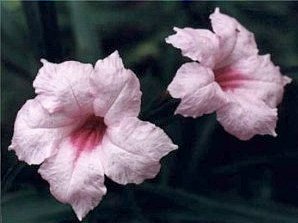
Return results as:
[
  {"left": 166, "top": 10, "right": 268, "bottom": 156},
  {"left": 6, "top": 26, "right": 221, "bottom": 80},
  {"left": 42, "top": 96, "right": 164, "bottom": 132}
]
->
[{"left": 2, "top": 1, "right": 298, "bottom": 223}]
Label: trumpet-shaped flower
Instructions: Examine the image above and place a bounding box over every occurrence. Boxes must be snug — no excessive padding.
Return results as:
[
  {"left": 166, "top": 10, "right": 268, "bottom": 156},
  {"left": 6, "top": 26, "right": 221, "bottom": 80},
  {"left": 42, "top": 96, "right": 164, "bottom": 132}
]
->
[
  {"left": 166, "top": 8, "right": 291, "bottom": 140},
  {"left": 9, "top": 51, "right": 178, "bottom": 220}
]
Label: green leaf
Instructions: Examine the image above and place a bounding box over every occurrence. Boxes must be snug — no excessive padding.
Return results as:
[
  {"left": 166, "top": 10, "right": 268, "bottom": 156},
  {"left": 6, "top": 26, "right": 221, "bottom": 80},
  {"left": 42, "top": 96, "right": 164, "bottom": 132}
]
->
[
  {"left": 140, "top": 183, "right": 298, "bottom": 223},
  {"left": 2, "top": 188, "right": 73, "bottom": 223}
]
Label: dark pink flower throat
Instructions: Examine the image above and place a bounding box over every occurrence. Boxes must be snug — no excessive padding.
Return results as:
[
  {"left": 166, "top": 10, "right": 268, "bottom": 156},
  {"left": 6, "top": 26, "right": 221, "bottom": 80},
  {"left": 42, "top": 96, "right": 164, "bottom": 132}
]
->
[
  {"left": 71, "top": 115, "right": 107, "bottom": 152},
  {"left": 215, "top": 67, "right": 244, "bottom": 91}
]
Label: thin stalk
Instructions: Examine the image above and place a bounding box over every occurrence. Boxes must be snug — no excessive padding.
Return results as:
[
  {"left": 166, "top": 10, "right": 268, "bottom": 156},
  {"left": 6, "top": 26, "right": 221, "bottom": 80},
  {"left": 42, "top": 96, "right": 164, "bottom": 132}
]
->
[{"left": 182, "top": 115, "right": 217, "bottom": 188}]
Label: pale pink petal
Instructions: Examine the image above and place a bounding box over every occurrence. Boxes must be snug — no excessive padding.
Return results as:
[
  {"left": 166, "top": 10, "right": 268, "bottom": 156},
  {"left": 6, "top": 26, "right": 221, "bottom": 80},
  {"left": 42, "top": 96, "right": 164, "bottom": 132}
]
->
[
  {"left": 100, "top": 117, "right": 178, "bottom": 185},
  {"left": 91, "top": 51, "right": 142, "bottom": 125},
  {"left": 210, "top": 8, "right": 258, "bottom": 68},
  {"left": 38, "top": 138, "right": 107, "bottom": 221},
  {"left": 209, "top": 8, "right": 237, "bottom": 64},
  {"left": 33, "top": 60, "right": 94, "bottom": 116},
  {"left": 9, "top": 99, "right": 76, "bottom": 165},
  {"left": 166, "top": 27, "right": 220, "bottom": 68},
  {"left": 168, "top": 62, "right": 227, "bottom": 118},
  {"left": 216, "top": 93, "right": 278, "bottom": 140},
  {"left": 215, "top": 55, "right": 292, "bottom": 108}
]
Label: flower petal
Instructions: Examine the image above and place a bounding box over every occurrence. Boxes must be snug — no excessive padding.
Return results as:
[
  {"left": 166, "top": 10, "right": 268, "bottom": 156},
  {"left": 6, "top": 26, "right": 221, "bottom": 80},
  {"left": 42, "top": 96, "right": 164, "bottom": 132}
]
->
[
  {"left": 210, "top": 8, "right": 258, "bottom": 68},
  {"left": 38, "top": 138, "right": 107, "bottom": 221},
  {"left": 9, "top": 99, "right": 76, "bottom": 165},
  {"left": 209, "top": 8, "right": 237, "bottom": 65},
  {"left": 218, "top": 55, "right": 292, "bottom": 108},
  {"left": 33, "top": 60, "right": 94, "bottom": 116},
  {"left": 100, "top": 117, "right": 178, "bottom": 185},
  {"left": 168, "top": 62, "right": 227, "bottom": 118},
  {"left": 216, "top": 93, "right": 278, "bottom": 140},
  {"left": 91, "top": 51, "right": 142, "bottom": 125},
  {"left": 166, "top": 27, "right": 220, "bottom": 68}
]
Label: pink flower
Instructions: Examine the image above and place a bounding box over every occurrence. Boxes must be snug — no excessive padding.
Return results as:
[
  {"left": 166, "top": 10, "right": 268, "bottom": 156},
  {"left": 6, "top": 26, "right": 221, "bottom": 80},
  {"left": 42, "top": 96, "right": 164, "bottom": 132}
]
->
[
  {"left": 166, "top": 8, "right": 291, "bottom": 140},
  {"left": 9, "top": 51, "right": 178, "bottom": 220}
]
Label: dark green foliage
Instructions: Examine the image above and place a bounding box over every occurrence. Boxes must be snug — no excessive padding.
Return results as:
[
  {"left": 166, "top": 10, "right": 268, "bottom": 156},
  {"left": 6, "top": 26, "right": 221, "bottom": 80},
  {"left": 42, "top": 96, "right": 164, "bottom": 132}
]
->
[{"left": 1, "top": 1, "right": 298, "bottom": 223}]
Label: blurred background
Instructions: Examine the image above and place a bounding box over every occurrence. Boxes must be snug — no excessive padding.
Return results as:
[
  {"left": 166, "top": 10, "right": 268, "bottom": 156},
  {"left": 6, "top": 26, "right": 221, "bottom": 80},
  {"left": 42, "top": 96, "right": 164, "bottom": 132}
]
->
[{"left": 1, "top": 1, "right": 298, "bottom": 223}]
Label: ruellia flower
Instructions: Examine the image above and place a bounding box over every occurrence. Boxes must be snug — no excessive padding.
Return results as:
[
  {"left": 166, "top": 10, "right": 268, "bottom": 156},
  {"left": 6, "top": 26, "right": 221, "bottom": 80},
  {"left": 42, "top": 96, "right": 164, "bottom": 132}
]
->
[
  {"left": 166, "top": 8, "right": 291, "bottom": 140},
  {"left": 9, "top": 51, "right": 178, "bottom": 220}
]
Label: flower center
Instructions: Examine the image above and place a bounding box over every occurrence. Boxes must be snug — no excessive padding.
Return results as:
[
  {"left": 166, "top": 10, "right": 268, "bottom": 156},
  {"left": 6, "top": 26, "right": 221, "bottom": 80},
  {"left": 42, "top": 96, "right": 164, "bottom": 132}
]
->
[
  {"left": 214, "top": 67, "right": 244, "bottom": 92},
  {"left": 70, "top": 115, "right": 107, "bottom": 152}
]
